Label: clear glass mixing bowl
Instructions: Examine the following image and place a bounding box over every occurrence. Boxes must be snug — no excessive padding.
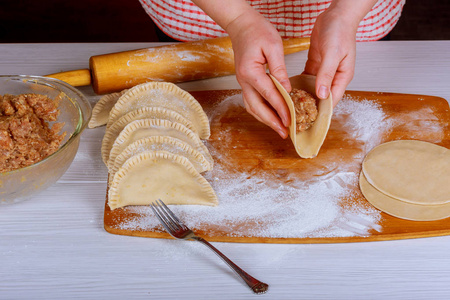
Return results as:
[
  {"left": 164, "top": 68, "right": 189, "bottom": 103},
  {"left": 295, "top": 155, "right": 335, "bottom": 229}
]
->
[{"left": 0, "top": 75, "right": 92, "bottom": 204}]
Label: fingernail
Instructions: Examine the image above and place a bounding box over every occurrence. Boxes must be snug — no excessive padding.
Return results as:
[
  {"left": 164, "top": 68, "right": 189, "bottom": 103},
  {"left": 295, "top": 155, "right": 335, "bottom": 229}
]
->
[
  {"left": 277, "top": 125, "right": 288, "bottom": 138},
  {"left": 318, "top": 85, "right": 329, "bottom": 99},
  {"left": 280, "top": 80, "right": 291, "bottom": 92}
]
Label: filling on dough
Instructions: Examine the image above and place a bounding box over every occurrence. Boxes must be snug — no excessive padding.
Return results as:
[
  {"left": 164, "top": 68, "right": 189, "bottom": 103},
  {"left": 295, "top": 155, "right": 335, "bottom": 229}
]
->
[{"left": 289, "top": 88, "right": 318, "bottom": 132}]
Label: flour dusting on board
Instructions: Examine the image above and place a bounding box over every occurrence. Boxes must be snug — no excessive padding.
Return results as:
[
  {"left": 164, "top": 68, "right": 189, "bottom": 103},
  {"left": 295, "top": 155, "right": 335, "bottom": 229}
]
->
[
  {"left": 393, "top": 107, "right": 445, "bottom": 143},
  {"left": 116, "top": 93, "right": 397, "bottom": 239}
]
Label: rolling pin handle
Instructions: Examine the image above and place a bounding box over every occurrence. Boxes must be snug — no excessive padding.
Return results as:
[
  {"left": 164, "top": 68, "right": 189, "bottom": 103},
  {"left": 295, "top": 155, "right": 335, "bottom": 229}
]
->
[{"left": 45, "top": 69, "right": 92, "bottom": 87}]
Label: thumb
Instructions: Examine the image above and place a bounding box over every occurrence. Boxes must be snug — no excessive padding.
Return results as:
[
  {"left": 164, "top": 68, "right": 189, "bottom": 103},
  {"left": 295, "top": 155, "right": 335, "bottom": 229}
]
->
[
  {"left": 315, "top": 53, "right": 340, "bottom": 100},
  {"left": 265, "top": 45, "right": 291, "bottom": 93}
]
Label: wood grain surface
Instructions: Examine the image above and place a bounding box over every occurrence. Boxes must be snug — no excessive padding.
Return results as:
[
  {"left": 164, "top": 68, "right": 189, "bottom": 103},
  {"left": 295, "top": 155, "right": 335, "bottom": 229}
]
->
[{"left": 104, "top": 89, "right": 450, "bottom": 243}]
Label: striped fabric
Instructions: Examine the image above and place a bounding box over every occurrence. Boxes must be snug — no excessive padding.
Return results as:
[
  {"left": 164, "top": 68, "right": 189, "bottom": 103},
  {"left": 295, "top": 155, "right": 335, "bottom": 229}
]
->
[{"left": 139, "top": 0, "right": 405, "bottom": 42}]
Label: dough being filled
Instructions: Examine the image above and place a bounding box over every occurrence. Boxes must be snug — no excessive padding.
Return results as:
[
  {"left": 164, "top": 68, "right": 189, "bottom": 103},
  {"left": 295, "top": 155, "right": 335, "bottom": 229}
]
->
[
  {"left": 101, "top": 106, "right": 196, "bottom": 164},
  {"left": 362, "top": 140, "right": 450, "bottom": 205},
  {"left": 106, "top": 81, "right": 210, "bottom": 139},
  {"left": 270, "top": 74, "right": 333, "bottom": 158},
  {"left": 108, "top": 152, "right": 218, "bottom": 210},
  {"left": 110, "top": 135, "right": 213, "bottom": 175}
]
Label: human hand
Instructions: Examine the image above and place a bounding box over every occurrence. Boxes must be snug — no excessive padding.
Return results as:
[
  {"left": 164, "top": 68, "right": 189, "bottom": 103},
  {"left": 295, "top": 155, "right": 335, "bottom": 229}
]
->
[
  {"left": 304, "top": 6, "right": 360, "bottom": 107},
  {"left": 226, "top": 10, "right": 291, "bottom": 138}
]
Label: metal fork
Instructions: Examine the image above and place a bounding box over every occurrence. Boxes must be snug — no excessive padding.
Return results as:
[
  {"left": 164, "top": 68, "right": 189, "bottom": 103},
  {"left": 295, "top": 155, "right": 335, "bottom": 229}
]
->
[{"left": 150, "top": 199, "right": 269, "bottom": 294}]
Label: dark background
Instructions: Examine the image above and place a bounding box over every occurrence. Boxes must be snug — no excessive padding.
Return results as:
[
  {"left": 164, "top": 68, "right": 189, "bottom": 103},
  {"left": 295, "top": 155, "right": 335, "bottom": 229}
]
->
[{"left": 0, "top": 0, "right": 449, "bottom": 43}]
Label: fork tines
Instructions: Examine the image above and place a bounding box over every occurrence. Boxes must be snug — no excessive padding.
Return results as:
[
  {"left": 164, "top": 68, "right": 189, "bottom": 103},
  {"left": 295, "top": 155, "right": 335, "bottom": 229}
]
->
[{"left": 150, "top": 199, "right": 184, "bottom": 234}]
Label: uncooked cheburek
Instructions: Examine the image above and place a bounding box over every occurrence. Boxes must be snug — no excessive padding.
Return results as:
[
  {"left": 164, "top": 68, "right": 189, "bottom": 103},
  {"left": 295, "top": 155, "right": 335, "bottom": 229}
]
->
[
  {"left": 101, "top": 106, "right": 196, "bottom": 164},
  {"left": 88, "top": 89, "right": 127, "bottom": 128},
  {"left": 107, "top": 118, "right": 213, "bottom": 171},
  {"left": 110, "top": 135, "right": 213, "bottom": 175},
  {"left": 108, "top": 151, "right": 218, "bottom": 210},
  {"left": 106, "top": 81, "right": 210, "bottom": 139}
]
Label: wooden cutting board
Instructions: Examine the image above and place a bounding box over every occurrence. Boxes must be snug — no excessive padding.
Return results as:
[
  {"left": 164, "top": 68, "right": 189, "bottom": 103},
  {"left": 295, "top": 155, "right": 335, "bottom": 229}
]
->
[{"left": 104, "top": 90, "right": 450, "bottom": 243}]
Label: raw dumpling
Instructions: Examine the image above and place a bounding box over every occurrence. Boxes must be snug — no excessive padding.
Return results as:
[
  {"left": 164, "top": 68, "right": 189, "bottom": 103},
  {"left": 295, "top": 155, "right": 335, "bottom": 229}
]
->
[
  {"left": 101, "top": 106, "right": 196, "bottom": 164},
  {"left": 110, "top": 135, "right": 213, "bottom": 175},
  {"left": 107, "top": 118, "right": 213, "bottom": 171},
  {"left": 108, "top": 151, "right": 218, "bottom": 210},
  {"left": 106, "top": 81, "right": 210, "bottom": 139},
  {"left": 88, "top": 89, "right": 127, "bottom": 128}
]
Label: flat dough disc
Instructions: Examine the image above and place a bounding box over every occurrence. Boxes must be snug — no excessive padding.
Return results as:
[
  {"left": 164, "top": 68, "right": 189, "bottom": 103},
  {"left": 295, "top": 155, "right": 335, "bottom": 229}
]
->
[
  {"left": 88, "top": 89, "right": 127, "bottom": 128},
  {"left": 110, "top": 136, "right": 213, "bottom": 175},
  {"left": 108, "top": 118, "right": 213, "bottom": 171},
  {"left": 270, "top": 74, "right": 333, "bottom": 158},
  {"left": 101, "top": 106, "right": 196, "bottom": 164},
  {"left": 106, "top": 81, "right": 210, "bottom": 139},
  {"left": 108, "top": 152, "right": 218, "bottom": 210},
  {"left": 362, "top": 140, "right": 450, "bottom": 205},
  {"left": 359, "top": 172, "right": 450, "bottom": 221}
]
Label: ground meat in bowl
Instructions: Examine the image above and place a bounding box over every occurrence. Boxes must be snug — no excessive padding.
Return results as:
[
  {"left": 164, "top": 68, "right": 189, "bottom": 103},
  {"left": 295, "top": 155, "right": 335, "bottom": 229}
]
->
[
  {"left": 0, "top": 93, "right": 66, "bottom": 173},
  {"left": 289, "top": 88, "right": 318, "bottom": 132}
]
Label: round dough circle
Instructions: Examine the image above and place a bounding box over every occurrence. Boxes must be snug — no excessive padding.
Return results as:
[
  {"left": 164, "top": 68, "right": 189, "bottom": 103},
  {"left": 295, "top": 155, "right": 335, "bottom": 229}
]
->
[
  {"left": 359, "top": 172, "right": 450, "bottom": 221},
  {"left": 362, "top": 140, "right": 450, "bottom": 205}
]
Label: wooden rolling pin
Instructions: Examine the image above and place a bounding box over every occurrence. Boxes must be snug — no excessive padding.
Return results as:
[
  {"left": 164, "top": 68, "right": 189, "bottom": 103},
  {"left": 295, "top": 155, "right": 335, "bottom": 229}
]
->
[{"left": 46, "top": 36, "right": 310, "bottom": 94}]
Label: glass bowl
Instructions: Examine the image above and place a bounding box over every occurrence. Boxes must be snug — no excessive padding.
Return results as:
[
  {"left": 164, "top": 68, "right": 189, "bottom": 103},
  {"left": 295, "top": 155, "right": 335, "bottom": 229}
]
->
[{"left": 0, "top": 75, "right": 92, "bottom": 204}]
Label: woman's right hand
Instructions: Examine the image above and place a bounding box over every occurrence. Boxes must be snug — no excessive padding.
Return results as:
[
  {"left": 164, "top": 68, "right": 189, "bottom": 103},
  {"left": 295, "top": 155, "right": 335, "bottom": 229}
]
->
[
  {"left": 192, "top": 0, "right": 291, "bottom": 138},
  {"left": 225, "top": 10, "right": 291, "bottom": 138}
]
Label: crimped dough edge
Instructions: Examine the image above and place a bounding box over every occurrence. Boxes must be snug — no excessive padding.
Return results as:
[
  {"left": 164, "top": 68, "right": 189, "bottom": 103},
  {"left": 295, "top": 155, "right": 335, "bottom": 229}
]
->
[
  {"left": 108, "top": 151, "right": 218, "bottom": 210},
  {"left": 111, "top": 135, "right": 213, "bottom": 174},
  {"left": 89, "top": 89, "right": 128, "bottom": 128},
  {"left": 107, "top": 118, "right": 212, "bottom": 171},
  {"left": 106, "top": 81, "right": 210, "bottom": 139},
  {"left": 101, "top": 106, "right": 197, "bottom": 164}
]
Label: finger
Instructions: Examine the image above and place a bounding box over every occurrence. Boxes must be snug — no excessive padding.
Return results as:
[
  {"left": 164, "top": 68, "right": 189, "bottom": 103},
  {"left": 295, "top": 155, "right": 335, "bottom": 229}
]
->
[
  {"left": 237, "top": 66, "right": 291, "bottom": 127},
  {"left": 330, "top": 77, "right": 347, "bottom": 107},
  {"left": 303, "top": 49, "right": 321, "bottom": 76},
  {"left": 264, "top": 43, "right": 291, "bottom": 93},
  {"left": 315, "top": 51, "right": 341, "bottom": 100},
  {"left": 330, "top": 56, "right": 355, "bottom": 107},
  {"left": 255, "top": 74, "right": 291, "bottom": 127},
  {"left": 241, "top": 83, "right": 289, "bottom": 139}
]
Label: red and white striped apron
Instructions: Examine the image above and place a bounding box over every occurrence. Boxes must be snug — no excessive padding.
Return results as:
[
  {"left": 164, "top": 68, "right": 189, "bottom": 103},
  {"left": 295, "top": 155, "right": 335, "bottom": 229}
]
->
[{"left": 139, "top": 0, "right": 405, "bottom": 42}]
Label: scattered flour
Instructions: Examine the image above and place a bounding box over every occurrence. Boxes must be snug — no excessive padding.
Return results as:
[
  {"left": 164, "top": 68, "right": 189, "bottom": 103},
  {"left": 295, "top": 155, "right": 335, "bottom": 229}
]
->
[
  {"left": 335, "top": 95, "right": 394, "bottom": 152},
  {"left": 392, "top": 107, "right": 445, "bottom": 143},
  {"left": 115, "top": 93, "right": 402, "bottom": 239}
]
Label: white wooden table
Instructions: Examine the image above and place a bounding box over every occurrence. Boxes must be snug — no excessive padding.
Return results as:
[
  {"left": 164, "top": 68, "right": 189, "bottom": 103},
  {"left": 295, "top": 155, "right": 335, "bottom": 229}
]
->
[{"left": 1, "top": 41, "right": 449, "bottom": 300}]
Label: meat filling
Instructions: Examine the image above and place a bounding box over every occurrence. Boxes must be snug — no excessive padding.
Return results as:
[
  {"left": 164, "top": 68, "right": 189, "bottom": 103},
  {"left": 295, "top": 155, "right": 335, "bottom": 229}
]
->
[
  {"left": 0, "top": 93, "right": 65, "bottom": 173},
  {"left": 289, "top": 88, "right": 318, "bottom": 132}
]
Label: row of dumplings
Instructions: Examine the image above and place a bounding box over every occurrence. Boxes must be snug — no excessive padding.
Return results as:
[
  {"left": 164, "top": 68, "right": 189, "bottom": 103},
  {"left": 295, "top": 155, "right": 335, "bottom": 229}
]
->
[{"left": 91, "top": 82, "right": 219, "bottom": 210}]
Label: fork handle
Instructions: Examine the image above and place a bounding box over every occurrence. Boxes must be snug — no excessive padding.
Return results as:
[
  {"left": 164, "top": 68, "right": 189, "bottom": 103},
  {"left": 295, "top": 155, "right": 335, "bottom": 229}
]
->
[{"left": 191, "top": 236, "right": 269, "bottom": 294}]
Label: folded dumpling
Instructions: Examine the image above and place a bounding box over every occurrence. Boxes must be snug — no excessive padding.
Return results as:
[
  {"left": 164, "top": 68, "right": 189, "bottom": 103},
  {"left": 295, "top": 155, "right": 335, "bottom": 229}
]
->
[
  {"left": 101, "top": 106, "right": 196, "bottom": 164},
  {"left": 107, "top": 118, "right": 212, "bottom": 171},
  {"left": 108, "top": 152, "right": 218, "bottom": 210},
  {"left": 106, "top": 81, "right": 210, "bottom": 139},
  {"left": 110, "top": 135, "right": 213, "bottom": 175}
]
